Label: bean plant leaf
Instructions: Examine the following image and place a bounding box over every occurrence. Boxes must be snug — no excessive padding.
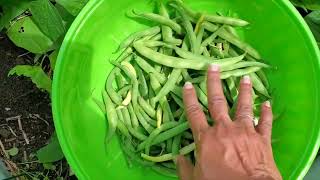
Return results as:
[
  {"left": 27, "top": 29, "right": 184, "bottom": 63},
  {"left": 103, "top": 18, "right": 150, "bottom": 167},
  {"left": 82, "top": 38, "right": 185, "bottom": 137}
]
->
[
  {"left": 55, "top": 0, "right": 88, "bottom": 16},
  {"left": 0, "top": 0, "right": 31, "bottom": 31},
  {"left": 304, "top": 10, "right": 320, "bottom": 46},
  {"left": 36, "top": 132, "right": 64, "bottom": 163},
  {"left": 8, "top": 65, "right": 52, "bottom": 93},
  {"left": 291, "top": 0, "right": 320, "bottom": 10},
  {"left": 7, "top": 17, "right": 53, "bottom": 54},
  {"left": 7, "top": 147, "right": 19, "bottom": 156},
  {"left": 29, "top": 0, "right": 65, "bottom": 42},
  {"left": 55, "top": 3, "right": 75, "bottom": 29}
]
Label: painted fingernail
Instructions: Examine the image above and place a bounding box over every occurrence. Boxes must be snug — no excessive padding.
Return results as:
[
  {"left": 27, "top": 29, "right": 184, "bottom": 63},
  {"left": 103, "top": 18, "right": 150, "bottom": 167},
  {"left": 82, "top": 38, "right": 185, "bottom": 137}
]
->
[
  {"left": 209, "top": 64, "right": 220, "bottom": 72},
  {"left": 243, "top": 75, "right": 251, "bottom": 84},
  {"left": 265, "top": 101, "right": 271, "bottom": 108},
  {"left": 184, "top": 82, "right": 193, "bottom": 89}
]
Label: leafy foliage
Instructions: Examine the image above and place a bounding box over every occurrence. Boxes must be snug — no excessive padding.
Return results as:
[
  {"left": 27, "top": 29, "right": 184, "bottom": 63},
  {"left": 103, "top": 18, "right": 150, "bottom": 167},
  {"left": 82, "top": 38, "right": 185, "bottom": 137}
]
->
[
  {"left": 291, "top": 0, "right": 320, "bottom": 10},
  {"left": 7, "top": 17, "right": 54, "bottom": 54},
  {"left": 56, "top": 0, "right": 89, "bottom": 16},
  {"left": 8, "top": 65, "right": 52, "bottom": 93},
  {"left": 304, "top": 11, "right": 320, "bottom": 46},
  {"left": 36, "top": 132, "right": 64, "bottom": 163}
]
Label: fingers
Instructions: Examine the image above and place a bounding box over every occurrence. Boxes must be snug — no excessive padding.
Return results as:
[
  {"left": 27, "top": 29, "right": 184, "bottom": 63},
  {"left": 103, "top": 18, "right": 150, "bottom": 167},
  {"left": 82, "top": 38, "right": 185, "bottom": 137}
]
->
[
  {"left": 177, "top": 155, "right": 194, "bottom": 180},
  {"left": 256, "top": 101, "right": 273, "bottom": 142},
  {"left": 207, "top": 65, "right": 231, "bottom": 124},
  {"left": 183, "top": 82, "right": 209, "bottom": 139},
  {"left": 235, "top": 76, "right": 254, "bottom": 128}
]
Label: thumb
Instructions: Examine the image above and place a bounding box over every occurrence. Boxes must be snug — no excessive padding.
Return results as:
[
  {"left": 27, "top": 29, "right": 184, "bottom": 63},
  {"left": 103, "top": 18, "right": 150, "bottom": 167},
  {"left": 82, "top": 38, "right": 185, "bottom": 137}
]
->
[{"left": 177, "top": 155, "right": 194, "bottom": 180}]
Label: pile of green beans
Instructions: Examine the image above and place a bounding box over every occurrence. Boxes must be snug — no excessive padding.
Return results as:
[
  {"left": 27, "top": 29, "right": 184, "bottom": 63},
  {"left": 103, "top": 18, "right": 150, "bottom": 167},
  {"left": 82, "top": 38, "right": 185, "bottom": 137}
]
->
[{"left": 97, "top": 0, "right": 271, "bottom": 177}]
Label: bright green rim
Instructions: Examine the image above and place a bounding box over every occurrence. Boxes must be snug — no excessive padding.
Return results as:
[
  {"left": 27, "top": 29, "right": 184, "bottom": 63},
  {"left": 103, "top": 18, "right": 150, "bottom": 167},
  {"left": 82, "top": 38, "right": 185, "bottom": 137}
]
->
[{"left": 52, "top": 0, "right": 320, "bottom": 179}]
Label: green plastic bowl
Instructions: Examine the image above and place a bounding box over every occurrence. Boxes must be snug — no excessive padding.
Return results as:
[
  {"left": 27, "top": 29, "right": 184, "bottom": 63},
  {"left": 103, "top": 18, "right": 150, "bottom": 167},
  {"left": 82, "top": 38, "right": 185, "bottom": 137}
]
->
[{"left": 52, "top": 0, "right": 320, "bottom": 179}]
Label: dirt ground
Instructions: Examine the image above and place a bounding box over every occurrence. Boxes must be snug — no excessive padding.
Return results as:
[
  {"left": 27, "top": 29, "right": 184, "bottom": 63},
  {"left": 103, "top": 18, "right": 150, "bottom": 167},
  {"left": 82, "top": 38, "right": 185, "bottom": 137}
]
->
[{"left": 0, "top": 33, "right": 71, "bottom": 179}]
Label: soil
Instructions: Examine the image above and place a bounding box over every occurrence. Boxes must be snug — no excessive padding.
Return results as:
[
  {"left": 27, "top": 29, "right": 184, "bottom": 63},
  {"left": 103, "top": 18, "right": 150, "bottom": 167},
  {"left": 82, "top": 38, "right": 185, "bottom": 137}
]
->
[{"left": 0, "top": 33, "right": 71, "bottom": 179}]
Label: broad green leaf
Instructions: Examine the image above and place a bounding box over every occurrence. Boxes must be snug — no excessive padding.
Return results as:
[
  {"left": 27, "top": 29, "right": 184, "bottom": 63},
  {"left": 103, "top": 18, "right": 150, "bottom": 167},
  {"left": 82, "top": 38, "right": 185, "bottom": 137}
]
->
[
  {"left": 55, "top": 3, "right": 75, "bottom": 29},
  {"left": 0, "top": 0, "right": 31, "bottom": 31},
  {"left": 8, "top": 65, "right": 52, "bottom": 93},
  {"left": 36, "top": 132, "right": 64, "bottom": 163},
  {"left": 7, "top": 147, "right": 19, "bottom": 156},
  {"left": 291, "top": 0, "right": 320, "bottom": 10},
  {"left": 29, "top": 0, "right": 65, "bottom": 42},
  {"left": 49, "top": 49, "right": 59, "bottom": 70},
  {"left": 305, "top": 11, "right": 320, "bottom": 47},
  {"left": 7, "top": 17, "right": 53, "bottom": 54},
  {"left": 56, "top": 0, "right": 88, "bottom": 16}
]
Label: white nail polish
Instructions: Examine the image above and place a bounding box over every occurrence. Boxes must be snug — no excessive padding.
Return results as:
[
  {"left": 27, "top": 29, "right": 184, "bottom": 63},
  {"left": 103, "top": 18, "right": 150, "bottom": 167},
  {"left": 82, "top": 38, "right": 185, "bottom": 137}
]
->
[
  {"left": 243, "top": 75, "right": 251, "bottom": 84},
  {"left": 184, "top": 82, "right": 193, "bottom": 89},
  {"left": 209, "top": 64, "right": 220, "bottom": 72}
]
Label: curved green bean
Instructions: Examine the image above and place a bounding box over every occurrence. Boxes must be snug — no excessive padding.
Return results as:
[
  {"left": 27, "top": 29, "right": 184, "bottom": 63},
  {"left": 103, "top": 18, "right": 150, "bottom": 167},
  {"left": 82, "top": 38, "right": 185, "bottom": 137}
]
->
[
  {"left": 128, "top": 104, "right": 139, "bottom": 129},
  {"left": 249, "top": 73, "right": 270, "bottom": 97},
  {"left": 106, "top": 68, "right": 122, "bottom": 105},
  {"left": 138, "top": 97, "right": 156, "bottom": 118},
  {"left": 134, "top": 55, "right": 166, "bottom": 84},
  {"left": 135, "top": 106, "right": 155, "bottom": 134},
  {"left": 135, "top": 64, "right": 148, "bottom": 97},
  {"left": 102, "top": 91, "right": 118, "bottom": 144}
]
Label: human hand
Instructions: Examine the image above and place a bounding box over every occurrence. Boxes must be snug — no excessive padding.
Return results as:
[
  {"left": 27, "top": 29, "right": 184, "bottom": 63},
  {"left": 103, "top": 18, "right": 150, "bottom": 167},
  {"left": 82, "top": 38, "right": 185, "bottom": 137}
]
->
[{"left": 177, "top": 65, "right": 282, "bottom": 180}]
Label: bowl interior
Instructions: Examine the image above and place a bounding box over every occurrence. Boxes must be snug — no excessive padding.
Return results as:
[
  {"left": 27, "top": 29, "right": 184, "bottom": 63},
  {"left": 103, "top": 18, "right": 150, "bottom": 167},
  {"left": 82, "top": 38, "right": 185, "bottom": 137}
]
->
[{"left": 53, "top": 0, "right": 320, "bottom": 179}]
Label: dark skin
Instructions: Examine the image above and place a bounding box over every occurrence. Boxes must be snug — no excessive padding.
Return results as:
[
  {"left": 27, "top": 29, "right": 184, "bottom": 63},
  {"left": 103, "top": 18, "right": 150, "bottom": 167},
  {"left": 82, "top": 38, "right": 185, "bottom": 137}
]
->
[{"left": 177, "top": 65, "right": 282, "bottom": 180}]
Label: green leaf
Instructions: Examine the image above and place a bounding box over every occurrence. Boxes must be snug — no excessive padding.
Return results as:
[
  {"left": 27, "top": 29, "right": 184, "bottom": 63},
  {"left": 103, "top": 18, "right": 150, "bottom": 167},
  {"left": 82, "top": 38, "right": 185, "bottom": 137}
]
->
[
  {"left": 55, "top": 0, "right": 88, "bottom": 16},
  {"left": 43, "top": 163, "right": 56, "bottom": 170},
  {"left": 29, "top": 0, "right": 65, "bottom": 42},
  {"left": 7, "top": 147, "right": 19, "bottom": 156},
  {"left": 8, "top": 65, "right": 52, "bottom": 93},
  {"left": 305, "top": 11, "right": 320, "bottom": 45},
  {"left": 0, "top": 0, "right": 31, "bottom": 31},
  {"left": 291, "top": 0, "right": 320, "bottom": 10},
  {"left": 7, "top": 17, "right": 53, "bottom": 54},
  {"left": 36, "top": 132, "right": 64, "bottom": 163},
  {"left": 49, "top": 49, "right": 59, "bottom": 71}
]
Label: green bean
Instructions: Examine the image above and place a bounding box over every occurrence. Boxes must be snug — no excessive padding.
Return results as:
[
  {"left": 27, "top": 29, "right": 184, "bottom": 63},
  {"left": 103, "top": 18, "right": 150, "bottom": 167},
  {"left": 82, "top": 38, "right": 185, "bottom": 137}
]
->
[
  {"left": 161, "top": 162, "right": 176, "bottom": 169},
  {"left": 102, "top": 91, "right": 118, "bottom": 144},
  {"left": 169, "top": 0, "right": 199, "bottom": 22},
  {"left": 223, "top": 81, "right": 233, "bottom": 104},
  {"left": 171, "top": 93, "right": 184, "bottom": 108},
  {"left": 106, "top": 68, "right": 122, "bottom": 105},
  {"left": 118, "top": 85, "right": 131, "bottom": 97},
  {"left": 141, "top": 142, "right": 195, "bottom": 162},
  {"left": 150, "top": 74, "right": 175, "bottom": 122},
  {"left": 226, "top": 77, "right": 238, "bottom": 102},
  {"left": 173, "top": 108, "right": 184, "bottom": 118},
  {"left": 134, "top": 41, "right": 245, "bottom": 70},
  {"left": 115, "top": 111, "right": 130, "bottom": 138},
  {"left": 115, "top": 71, "right": 127, "bottom": 89},
  {"left": 166, "top": 139, "right": 173, "bottom": 154},
  {"left": 223, "top": 61, "right": 270, "bottom": 71},
  {"left": 121, "top": 107, "right": 132, "bottom": 127},
  {"left": 202, "top": 47, "right": 210, "bottom": 57},
  {"left": 127, "top": 126, "right": 148, "bottom": 141},
  {"left": 171, "top": 85, "right": 183, "bottom": 99},
  {"left": 159, "top": 2, "right": 182, "bottom": 45},
  {"left": 199, "top": 81, "right": 207, "bottom": 96},
  {"left": 128, "top": 104, "right": 139, "bottom": 129},
  {"left": 182, "top": 131, "right": 193, "bottom": 140},
  {"left": 131, "top": 10, "right": 183, "bottom": 34},
  {"left": 153, "top": 68, "right": 182, "bottom": 102},
  {"left": 172, "top": 134, "right": 182, "bottom": 155},
  {"left": 150, "top": 33, "right": 162, "bottom": 41},
  {"left": 195, "top": 85, "right": 208, "bottom": 107},
  {"left": 249, "top": 73, "right": 270, "bottom": 97},
  {"left": 202, "top": 25, "right": 224, "bottom": 47},
  {"left": 202, "top": 22, "right": 219, "bottom": 32},
  {"left": 204, "top": 15, "right": 249, "bottom": 27},
  {"left": 210, "top": 44, "right": 225, "bottom": 58},
  {"left": 135, "top": 64, "right": 148, "bottom": 97},
  {"left": 117, "top": 63, "right": 139, "bottom": 107},
  {"left": 137, "top": 121, "right": 179, "bottom": 153},
  {"left": 112, "top": 47, "right": 133, "bottom": 63},
  {"left": 151, "top": 165, "right": 178, "bottom": 178},
  {"left": 139, "top": 107, "right": 157, "bottom": 127},
  {"left": 225, "top": 25, "right": 239, "bottom": 38},
  {"left": 92, "top": 97, "right": 106, "bottom": 113},
  {"left": 156, "top": 105, "right": 163, "bottom": 128},
  {"left": 135, "top": 106, "right": 155, "bottom": 134},
  {"left": 116, "top": 26, "right": 160, "bottom": 52},
  {"left": 134, "top": 55, "right": 166, "bottom": 84},
  {"left": 170, "top": 3, "right": 197, "bottom": 53},
  {"left": 138, "top": 97, "right": 156, "bottom": 118},
  {"left": 217, "top": 29, "right": 261, "bottom": 59},
  {"left": 150, "top": 121, "right": 189, "bottom": 146}
]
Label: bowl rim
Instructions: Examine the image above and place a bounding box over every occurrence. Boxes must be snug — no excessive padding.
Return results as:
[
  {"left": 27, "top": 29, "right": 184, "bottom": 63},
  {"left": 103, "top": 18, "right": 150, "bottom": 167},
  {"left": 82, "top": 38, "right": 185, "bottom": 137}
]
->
[{"left": 52, "top": 0, "right": 320, "bottom": 179}]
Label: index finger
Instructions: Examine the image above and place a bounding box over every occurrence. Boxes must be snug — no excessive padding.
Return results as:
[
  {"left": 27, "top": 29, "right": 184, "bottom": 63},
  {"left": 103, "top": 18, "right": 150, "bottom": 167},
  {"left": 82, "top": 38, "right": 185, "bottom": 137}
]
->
[{"left": 183, "top": 82, "right": 209, "bottom": 140}]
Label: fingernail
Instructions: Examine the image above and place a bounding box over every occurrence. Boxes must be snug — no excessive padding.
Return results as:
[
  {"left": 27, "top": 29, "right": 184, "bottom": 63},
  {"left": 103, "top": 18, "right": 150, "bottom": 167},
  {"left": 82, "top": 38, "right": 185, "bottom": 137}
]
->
[
  {"left": 265, "top": 101, "right": 271, "bottom": 108},
  {"left": 209, "top": 64, "right": 220, "bottom": 72},
  {"left": 184, "top": 82, "right": 193, "bottom": 89},
  {"left": 243, "top": 75, "right": 251, "bottom": 84}
]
